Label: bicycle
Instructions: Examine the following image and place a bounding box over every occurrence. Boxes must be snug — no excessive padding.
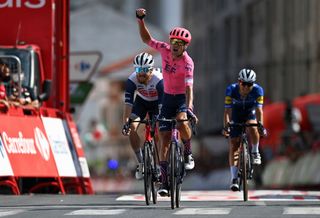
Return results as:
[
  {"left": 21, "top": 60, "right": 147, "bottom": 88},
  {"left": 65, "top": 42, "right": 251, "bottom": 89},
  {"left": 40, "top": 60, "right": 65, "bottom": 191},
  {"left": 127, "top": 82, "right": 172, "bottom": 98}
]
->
[
  {"left": 128, "top": 116, "right": 160, "bottom": 205},
  {"left": 229, "top": 122, "right": 259, "bottom": 201},
  {"left": 157, "top": 117, "right": 196, "bottom": 209}
]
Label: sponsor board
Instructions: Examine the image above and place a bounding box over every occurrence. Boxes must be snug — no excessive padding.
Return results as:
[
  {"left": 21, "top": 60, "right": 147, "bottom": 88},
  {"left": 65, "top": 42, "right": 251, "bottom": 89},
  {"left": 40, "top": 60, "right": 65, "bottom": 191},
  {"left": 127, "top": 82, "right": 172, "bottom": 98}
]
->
[
  {"left": 0, "top": 136, "right": 13, "bottom": 176},
  {"left": 78, "top": 157, "right": 90, "bottom": 178},
  {"left": 42, "top": 117, "right": 77, "bottom": 177},
  {"left": 66, "top": 118, "right": 91, "bottom": 178},
  {"left": 0, "top": 115, "right": 57, "bottom": 177}
]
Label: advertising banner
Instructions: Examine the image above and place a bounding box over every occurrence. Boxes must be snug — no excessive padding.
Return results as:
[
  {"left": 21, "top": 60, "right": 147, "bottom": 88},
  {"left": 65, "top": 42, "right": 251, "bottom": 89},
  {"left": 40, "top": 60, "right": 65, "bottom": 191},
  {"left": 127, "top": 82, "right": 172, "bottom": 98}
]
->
[
  {"left": 0, "top": 115, "right": 58, "bottom": 177},
  {"left": 0, "top": 136, "right": 13, "bottom": 176},
  {"left": 66, "top": 117, "right": 90, "bottom": 178},
  {"left": 42, "top": 117, "right": 77, "bottom": 177}
]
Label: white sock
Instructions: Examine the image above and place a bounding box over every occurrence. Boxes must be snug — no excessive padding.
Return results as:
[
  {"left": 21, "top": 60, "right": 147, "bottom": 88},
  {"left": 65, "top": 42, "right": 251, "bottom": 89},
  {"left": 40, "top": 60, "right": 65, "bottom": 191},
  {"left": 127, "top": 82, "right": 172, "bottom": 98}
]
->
[{"left": 251, "top": 143, "right": 259, "bottom": 153}]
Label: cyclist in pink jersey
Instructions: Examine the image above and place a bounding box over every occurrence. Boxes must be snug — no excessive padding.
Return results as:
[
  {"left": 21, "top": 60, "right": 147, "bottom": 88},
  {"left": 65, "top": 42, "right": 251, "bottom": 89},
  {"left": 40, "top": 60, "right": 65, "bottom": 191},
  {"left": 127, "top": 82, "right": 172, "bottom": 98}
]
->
[{"left": 136, "top": 8, "right": 198, "bottom": 196}]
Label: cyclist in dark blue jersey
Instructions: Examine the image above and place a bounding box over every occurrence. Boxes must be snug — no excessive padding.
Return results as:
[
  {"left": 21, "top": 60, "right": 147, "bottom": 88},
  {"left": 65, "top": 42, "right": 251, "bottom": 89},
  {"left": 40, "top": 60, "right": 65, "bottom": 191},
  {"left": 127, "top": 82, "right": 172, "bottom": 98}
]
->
[{"left": 222, "top": 68, "right": 267, "bottom": 191}]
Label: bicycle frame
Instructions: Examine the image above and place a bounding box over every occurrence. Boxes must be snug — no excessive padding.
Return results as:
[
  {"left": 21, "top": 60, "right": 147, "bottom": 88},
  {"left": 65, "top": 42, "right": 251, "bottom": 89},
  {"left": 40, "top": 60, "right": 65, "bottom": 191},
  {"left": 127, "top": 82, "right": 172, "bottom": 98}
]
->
[
  {"left": 157, "top": 118, "right": 191, "bottom": 209},
  {"left": 230, "top": 123, "right": 258, "bottom": 201},
  {"left": 129, "top": 116, "right": 159, "bottom": 205}
]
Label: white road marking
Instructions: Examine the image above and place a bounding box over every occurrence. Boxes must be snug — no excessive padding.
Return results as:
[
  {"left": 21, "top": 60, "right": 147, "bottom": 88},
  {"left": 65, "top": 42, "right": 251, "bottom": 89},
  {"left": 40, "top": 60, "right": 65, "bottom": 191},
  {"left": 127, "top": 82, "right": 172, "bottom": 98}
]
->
[
  {"left": 283, "top": 207, "right": 320, "bottom": 215},
  {"left": 174, "top": 208, "right": 231, "bottom": 215},
  {"left": 65, "top": 209, "right": 126, "bottom": 215},
  {"left": 0, "top": 210, "right": 24, "bottom": 217},
  {"left": 117, "top": 190, "right": 320, "bottom": 201}
]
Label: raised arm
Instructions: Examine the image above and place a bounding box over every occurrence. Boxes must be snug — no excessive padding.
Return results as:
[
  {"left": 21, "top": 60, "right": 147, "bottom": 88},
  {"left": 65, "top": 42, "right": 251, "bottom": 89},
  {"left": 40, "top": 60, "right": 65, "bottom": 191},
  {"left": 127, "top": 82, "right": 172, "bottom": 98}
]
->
[{"left": 136, "top": 8, "right": 152, "bottom": 44}]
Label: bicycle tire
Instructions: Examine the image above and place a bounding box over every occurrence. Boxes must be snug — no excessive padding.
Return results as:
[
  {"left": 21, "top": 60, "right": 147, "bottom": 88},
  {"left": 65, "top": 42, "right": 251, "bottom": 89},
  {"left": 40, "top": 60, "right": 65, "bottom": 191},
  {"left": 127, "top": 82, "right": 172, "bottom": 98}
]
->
[
  {"left": 143, "top": 143, "right": 151, "bottom": 205},
  {"left": 175, "top": 143, "right": 183, "bottom": 208},
  {"left": 242, "top": 140, "right": 248, "bottom": 201},
  {"left": 150, "top": 141, "right": 157, "bottom": 204},
  {"left": 169, "top": 141, "right": 176, "bottom": 209}
]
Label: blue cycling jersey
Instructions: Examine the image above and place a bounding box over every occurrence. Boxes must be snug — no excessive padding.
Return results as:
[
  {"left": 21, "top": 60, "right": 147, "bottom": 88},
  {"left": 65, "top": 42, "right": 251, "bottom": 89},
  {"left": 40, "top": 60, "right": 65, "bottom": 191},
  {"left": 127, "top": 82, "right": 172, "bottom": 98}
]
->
[{"left": 224, "top": 83, "right": 264, "bottom": 122}]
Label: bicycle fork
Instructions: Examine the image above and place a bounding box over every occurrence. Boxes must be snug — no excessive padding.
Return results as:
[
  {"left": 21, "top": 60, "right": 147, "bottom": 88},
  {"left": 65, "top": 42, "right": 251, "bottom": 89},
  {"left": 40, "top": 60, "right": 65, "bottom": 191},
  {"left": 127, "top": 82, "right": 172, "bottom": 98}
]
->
[{"left": 239, "top": 138, "right": 254, "bottom": 180}]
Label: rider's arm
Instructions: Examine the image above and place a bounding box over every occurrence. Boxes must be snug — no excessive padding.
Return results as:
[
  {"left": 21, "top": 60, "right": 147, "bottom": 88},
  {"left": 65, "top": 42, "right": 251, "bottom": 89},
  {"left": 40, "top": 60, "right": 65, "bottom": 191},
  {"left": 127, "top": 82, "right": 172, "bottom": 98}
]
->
[
  {"left": 136, "top": 11, "right": 151, "bottom": 44},
  {"left": 185, "top": 59, "right": 194, "bottom": 110},
  {"left": 123, "top": 79, "right": 136, "bottom": 123},
  {"left": 255, "top": 86, "right": 264, "bottom": 125},
  {"left": 123, "top": 104, "right": 133, "bottom": 123},
  {"left": 224, "top": 85, "right": 233, "bottom": 127},
  {"left": 255, "top": 107, "right": 264, "bottom": 125},
  {"left": 223, "top": 108, "right": 232, "bottom": 128},
  {"left": 185, "top": 85, "right": 193, "bottom": 109},
  {"left": 156, "top": 79, "right": 164, "bottom": 109}
]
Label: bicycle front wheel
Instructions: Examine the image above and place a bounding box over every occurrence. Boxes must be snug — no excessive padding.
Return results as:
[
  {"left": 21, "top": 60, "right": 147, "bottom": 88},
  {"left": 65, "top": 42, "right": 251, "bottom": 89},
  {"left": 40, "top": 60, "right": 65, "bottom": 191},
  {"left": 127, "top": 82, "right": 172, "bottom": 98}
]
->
[
  {"left": 241, "top": 141, "right": 248, "bottom": 201},
  {"left": 175, "top": 143, "right": 184, "bottom": 208},
  {"left": 150, "top": 141, "right": 158, "bottom": 204},
  {"left": 169, "top": 141, "right": 176, "bottom": 209},
  {"left": 143, "top": 143, "right": 152, "bottom": 205}
]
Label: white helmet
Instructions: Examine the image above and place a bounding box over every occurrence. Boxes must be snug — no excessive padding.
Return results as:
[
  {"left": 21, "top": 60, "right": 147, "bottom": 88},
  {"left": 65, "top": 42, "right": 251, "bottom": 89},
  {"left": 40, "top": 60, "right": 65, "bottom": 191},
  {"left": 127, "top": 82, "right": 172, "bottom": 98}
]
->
[
  {"left": 133, "top": 52, "right": 154, "bottom": 68},
  {"left": 238, "top": 68, "right": 256, "bottom": 83}
]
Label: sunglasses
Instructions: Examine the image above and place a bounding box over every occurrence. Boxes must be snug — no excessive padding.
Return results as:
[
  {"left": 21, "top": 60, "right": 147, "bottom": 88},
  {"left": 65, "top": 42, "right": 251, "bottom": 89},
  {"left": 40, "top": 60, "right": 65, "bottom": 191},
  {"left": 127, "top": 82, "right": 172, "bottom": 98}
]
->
[
  {"left": 241, "top": 82, "right": 254, "bottom": 87},
  {"left": 135, "top": 67, "right": 151, "bottom": 73},
  {"left": 170, "top": 38, "right": 186, "bottom": 46}
]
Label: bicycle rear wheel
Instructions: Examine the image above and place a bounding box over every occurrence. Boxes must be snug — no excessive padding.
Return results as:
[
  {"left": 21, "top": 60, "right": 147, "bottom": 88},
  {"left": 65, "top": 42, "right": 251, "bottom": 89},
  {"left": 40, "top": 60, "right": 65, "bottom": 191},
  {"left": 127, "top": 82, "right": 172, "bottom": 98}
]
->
[
  {"left": 143, "top": 143, "right": 152, "bottom": 205},
  {"left": 169, "top": 141, "right": 176, "bottom": 209},
  {"left": 241, "top": 141, "right": 248, "bottom": 201}
]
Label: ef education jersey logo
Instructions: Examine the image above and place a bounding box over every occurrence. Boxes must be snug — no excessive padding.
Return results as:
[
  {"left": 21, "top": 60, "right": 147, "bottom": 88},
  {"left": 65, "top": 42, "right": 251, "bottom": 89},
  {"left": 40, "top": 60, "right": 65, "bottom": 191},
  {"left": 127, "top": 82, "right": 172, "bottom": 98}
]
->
[{"left": 34, "top": 127, "right": 50, "bottom": 161}]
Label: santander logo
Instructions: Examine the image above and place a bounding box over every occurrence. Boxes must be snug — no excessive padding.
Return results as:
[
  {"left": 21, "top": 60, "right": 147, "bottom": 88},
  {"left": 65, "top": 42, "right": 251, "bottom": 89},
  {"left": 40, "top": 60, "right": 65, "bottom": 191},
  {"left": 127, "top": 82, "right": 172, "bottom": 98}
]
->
[
  {"left": 34, "top": 127, "right": 50, "bottom": 161},
  {"left": 0, "top": 0, "right": 46, "bottom": 8}
]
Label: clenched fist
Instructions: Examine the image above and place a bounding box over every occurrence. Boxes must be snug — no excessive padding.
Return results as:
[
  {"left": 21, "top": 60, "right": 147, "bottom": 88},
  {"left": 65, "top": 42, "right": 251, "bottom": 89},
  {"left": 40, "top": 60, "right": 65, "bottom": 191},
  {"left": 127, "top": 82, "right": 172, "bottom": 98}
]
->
[{"left": 136, "top": 8, "right": 146, "bottom": 20}]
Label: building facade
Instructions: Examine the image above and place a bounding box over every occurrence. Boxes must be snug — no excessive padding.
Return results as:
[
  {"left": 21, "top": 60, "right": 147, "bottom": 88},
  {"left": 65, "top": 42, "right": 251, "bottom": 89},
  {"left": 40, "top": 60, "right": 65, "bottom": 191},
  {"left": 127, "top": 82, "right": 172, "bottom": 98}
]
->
[{"left": 184, "top": 0, "right": 320, "bottom": 133}]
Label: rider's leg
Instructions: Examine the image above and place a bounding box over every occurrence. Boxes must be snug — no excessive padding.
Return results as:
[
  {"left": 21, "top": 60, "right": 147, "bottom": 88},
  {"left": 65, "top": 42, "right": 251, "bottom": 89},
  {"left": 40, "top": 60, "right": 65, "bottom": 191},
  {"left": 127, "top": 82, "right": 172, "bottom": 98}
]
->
[
  {"left": 177, "top": 112, "right": 192, "bottom": 154},
  {"left": 158, "top": 131, "right": 171, "bottom": 195},
  {"left": 159, "top": 131, "right": 171, "bottom": 180},
  {"left": 247, "top": 120, "right": 259, "bottom": 152},
  {"left": 129, "top": 120, "right": 143, "bottom": 163},
  {"left": 177, "top": 112, "right": 195, "bottom": 170},
  {"left": 129, "top": 120, "right": 144, "bottom": 180},
  {"left": 229, "top": 137, "right": 240, "bottom": 191},
  {"left": 129, "top": 100, "right": 147, "bottom": 165},
  {"left": 229, "top": 137, "right": 240, "bottom": 179},
  {"left": 247, "top": 120, "right": 261, "bottom": 164}
]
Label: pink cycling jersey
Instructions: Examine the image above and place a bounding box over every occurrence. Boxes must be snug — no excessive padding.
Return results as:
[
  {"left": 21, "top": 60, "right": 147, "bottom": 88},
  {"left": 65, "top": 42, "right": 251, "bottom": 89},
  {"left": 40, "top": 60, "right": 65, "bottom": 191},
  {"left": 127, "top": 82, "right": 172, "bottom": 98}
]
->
[{"left": 148, "top": 38, "right": 194, "bottom": 95}]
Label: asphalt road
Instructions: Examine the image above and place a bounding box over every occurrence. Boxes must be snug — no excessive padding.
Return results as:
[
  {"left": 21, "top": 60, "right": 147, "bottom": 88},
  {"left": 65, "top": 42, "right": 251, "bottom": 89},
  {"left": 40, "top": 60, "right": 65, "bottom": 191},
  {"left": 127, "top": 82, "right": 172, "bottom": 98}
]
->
[{"left": 0, "top": 190, "right": 320, "bottom": 218}]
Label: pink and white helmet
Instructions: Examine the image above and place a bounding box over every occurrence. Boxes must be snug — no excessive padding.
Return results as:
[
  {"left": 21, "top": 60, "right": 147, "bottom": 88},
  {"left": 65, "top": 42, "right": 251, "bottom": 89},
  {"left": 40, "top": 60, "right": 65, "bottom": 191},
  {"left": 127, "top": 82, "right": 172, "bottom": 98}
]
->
[{"left": 169, "top": 27, "right": 192, "bottom": 44}]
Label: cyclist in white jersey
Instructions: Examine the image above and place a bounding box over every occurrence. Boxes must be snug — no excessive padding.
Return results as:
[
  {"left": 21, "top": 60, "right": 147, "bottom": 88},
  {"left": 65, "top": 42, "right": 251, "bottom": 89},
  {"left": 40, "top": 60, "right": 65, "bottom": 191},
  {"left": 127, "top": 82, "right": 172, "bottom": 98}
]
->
[{"left": 122, "top": 52, "right": 164, "bottom": 180}]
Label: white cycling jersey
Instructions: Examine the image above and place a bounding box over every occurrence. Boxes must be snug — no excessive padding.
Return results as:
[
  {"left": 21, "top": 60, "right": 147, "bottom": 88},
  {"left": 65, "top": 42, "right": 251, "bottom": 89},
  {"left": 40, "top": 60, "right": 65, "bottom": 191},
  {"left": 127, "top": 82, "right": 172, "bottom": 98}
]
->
[{"left": 125, "top": 68, "right": 163, "bottom": 104}]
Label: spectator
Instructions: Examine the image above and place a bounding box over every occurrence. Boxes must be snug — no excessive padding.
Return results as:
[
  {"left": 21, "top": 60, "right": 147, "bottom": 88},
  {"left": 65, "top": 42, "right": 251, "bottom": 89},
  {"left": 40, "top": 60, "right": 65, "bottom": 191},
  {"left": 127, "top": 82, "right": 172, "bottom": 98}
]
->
[
  {"left": 9, "top": 72, "right": 39, "bottom": 107},
  {"left": 0, "top": 62, "right": 10, "bottom": 108}
]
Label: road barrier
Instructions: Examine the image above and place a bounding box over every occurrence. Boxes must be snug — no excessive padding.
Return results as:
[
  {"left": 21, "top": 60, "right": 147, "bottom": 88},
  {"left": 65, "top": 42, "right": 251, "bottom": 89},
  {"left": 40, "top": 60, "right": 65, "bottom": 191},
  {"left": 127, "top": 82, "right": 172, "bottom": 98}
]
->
[
  {"left": 0, "top": 106, "right": 93, "bottom": 194},
  {"left": 262, "top": 150, "right": 320, "bottom": 189}
]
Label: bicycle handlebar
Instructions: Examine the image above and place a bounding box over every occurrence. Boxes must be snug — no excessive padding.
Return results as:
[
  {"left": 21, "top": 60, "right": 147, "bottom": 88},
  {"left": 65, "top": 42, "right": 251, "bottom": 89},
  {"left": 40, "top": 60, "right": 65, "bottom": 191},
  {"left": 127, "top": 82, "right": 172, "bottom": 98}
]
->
[
  {"left": 157, "top": 118, "right": 189, "bottom": 122},
  {"left": 157, "top": 117, "right": 197, "bottom": 136},
  {"left": 129, "top": 119, "right": 154, "bottom": 125},
  {"left": 228, "top": 123, "right": 259, "bottom": 128},
  {"left": 127, "top": 117, "right": 197, "bottom": 136}
]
